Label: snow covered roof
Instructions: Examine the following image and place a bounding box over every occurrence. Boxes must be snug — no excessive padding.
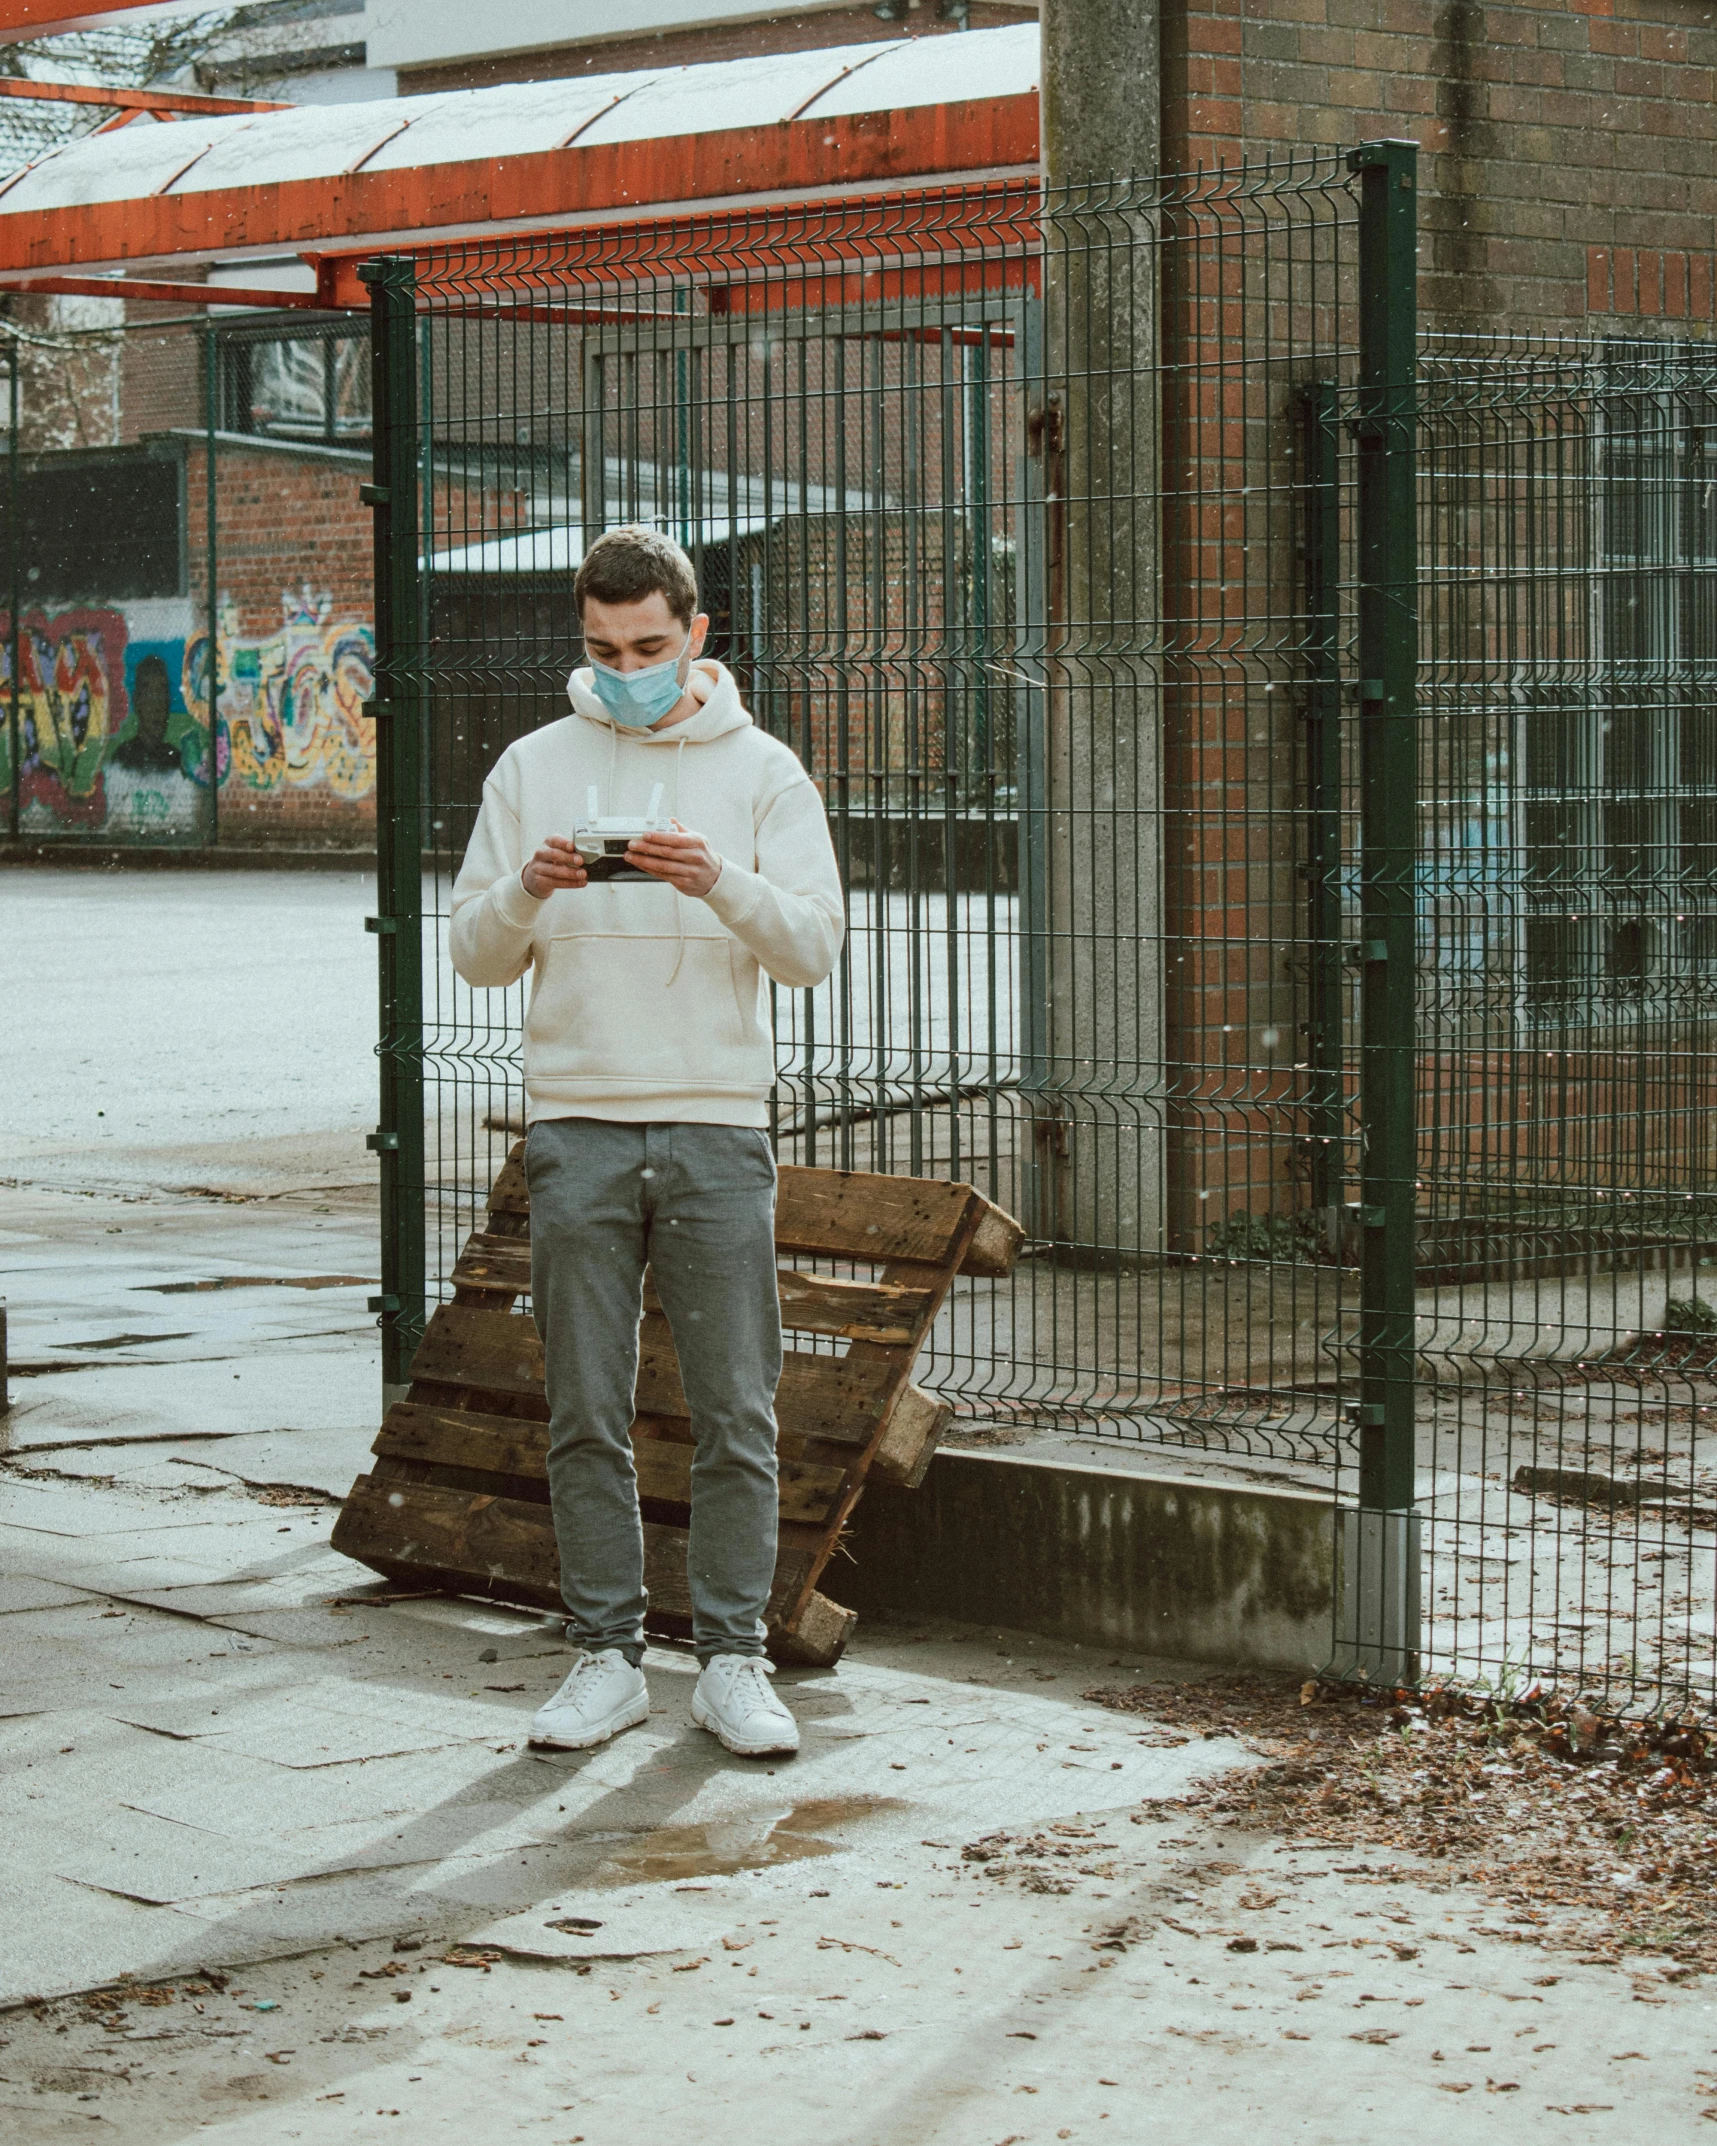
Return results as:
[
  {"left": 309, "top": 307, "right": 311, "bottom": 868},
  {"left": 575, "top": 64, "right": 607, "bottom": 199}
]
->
[
  {"left": 0, "top": 24, "right": 1039, "bottom": 217},
  {"left": 430, "top": 458, "right": 869, "bottom": 576},
  {"left": 429, "top": 520, "right": 773, "bottom": 577}
]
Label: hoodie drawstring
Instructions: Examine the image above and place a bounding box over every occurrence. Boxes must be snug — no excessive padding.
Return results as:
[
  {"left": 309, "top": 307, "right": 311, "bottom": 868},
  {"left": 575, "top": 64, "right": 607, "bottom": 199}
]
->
[{"left": 664, "top": 737, "right": 690, "bottom": 987}]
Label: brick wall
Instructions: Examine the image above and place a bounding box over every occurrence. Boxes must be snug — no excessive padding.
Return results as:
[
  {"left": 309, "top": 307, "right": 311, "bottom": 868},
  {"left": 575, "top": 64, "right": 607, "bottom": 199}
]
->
[
  {"left": 176, "top": 436, "right": 377, "bottom": 847},
  {"left": 174, "top": 438, "right": 517, "bottom": 850},
  {"left": 1162, "top": 0, "right": 1717, "bottom": 335},
  {"left": 184, "top": 437, "right": 371, "bottom": 642}
]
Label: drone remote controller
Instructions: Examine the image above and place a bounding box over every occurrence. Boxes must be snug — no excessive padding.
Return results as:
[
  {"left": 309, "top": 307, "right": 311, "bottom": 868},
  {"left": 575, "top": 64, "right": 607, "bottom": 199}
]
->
[{"left": 571, "top": 784, "right": 671, "bottom": 882}]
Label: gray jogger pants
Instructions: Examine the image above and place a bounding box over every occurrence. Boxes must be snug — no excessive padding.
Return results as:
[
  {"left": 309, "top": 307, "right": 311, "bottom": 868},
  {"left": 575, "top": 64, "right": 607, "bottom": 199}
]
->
[{"left": 524, "top": 1119, "right": 781, "bottom": 1664}]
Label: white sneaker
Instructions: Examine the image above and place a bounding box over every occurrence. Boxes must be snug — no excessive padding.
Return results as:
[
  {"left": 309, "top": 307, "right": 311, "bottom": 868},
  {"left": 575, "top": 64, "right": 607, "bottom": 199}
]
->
[
  {"left": 529, "top": 1649, "right": 649, "bottom": 1750},
  {"left": 691, "top": 1654, "right": 800, "bottom": 1757}
]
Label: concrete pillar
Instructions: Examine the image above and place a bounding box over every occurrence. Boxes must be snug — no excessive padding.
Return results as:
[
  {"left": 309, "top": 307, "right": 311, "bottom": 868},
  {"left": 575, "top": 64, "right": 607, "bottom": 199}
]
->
[
  {"left": 1042, "top": 1, "right": 1161, "bottom": 187},
  {"left": 1032, "top": 3, "right": 1163, "bottom": 1260}
]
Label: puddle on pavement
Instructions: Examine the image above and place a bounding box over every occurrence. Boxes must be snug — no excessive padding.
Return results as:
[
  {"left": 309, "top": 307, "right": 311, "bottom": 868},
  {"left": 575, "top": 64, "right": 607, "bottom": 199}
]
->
[
  {"left": 139, "top": 1276, "right": 374, "bottom": 1294},
  {"left": 593, "top": 1797, "right": 901, "bottom": 1885}
]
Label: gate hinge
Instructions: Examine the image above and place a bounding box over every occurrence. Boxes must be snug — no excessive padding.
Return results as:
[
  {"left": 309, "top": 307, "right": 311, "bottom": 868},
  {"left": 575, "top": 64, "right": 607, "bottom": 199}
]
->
[
  {"left": 1345, "top": 1400, "right": 1388, "bottom": 1428},
  {"left": 1026, "top": 398, "right": 1064, "bottom": 458},
  {"left": 368, "top": 1293, "right": 402, "bottom": 1314}
]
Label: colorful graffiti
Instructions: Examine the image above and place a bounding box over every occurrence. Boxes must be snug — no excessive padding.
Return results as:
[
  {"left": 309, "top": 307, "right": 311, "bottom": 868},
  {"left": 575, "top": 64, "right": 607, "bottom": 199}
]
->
[
  {"left": 184, "top": 589, "right": 375, "bottom": 803},
  {"left": 1, "top": 587, "right": 376, "bottom": 841},
  {"left": 0, "top": 606, "right": 175, "bottom": 836}
]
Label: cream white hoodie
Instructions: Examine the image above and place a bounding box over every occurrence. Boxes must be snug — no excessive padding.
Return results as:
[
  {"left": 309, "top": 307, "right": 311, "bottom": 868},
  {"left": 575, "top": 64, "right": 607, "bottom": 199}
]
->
[{"left": 449, "top": 660, "right": 843, "bottom": 1127}]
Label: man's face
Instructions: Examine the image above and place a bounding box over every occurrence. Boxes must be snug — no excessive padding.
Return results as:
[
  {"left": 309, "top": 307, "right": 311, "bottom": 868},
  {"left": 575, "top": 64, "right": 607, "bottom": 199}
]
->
[{"left": 580, "top": 590, "right": 708, "bottom": 672}]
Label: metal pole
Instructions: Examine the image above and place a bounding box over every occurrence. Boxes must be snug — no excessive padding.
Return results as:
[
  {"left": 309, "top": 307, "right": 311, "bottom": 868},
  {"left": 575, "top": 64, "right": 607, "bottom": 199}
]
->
[
  {"left": 1300, "top": 381, "right": 1345, "bottom": 1249},
  {"left": 360, "top": 258, "right": 427, "bottom": 1405},
  {"left": 1346, "top": 138, "right": 1421, "bottom": 1679},
  {"left": 7, "top": 340, "right": 18, "bottom": 842},
  {"left": 204, "top": 322, "right": 219, "bottom": 846}
]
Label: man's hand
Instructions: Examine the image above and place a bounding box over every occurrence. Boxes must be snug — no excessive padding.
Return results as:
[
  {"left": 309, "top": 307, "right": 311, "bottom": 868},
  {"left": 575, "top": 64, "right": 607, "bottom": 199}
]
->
[
  {"left": 627, "top": 821, "right": 722, "bottom": 898},
  {"left": 522, "top": 835, "right": 588, "bottom": 900}
]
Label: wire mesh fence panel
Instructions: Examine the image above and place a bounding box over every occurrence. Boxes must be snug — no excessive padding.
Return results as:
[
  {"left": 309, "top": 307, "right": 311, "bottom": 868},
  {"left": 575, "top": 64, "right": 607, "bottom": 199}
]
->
[
  {"left": 387, "top": 164, "right": 1368, "bottom": 1478},
  {"left": 1415, "top": 333, "right": 1717, "bottom": 1712}
]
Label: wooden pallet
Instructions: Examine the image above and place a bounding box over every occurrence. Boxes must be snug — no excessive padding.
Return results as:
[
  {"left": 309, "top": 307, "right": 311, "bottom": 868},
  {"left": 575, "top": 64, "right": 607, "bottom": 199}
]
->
[{"left": 331, "top": 1145, "right": 1022, "bottom": 1666}]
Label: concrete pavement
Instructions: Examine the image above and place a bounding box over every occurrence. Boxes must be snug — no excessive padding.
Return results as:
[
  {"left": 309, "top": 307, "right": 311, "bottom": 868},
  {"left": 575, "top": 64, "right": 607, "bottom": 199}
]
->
[{"left": 2, "top": 866, "right": 1713, "bottom": 2138}]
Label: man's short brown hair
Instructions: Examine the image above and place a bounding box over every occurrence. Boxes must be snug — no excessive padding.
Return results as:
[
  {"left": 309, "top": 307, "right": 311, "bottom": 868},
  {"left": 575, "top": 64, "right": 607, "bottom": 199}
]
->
[{"left": 574, "top": 524, "right": 700, "bottom": 628}]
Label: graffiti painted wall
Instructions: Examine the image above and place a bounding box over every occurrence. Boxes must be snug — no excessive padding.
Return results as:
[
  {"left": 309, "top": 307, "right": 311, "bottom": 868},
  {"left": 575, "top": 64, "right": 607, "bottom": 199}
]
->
[
  {"left": 1, "top": 602, "right": 202, "bottom": 841},
  {"left": 0, "top": 429, "right": 538, "bottom": 848},
  {"left": 187, "top": 588, "right": 376, "bottom": 812},
  {"left": 1, "top": 589, "right": 376, "bottom": 846}
]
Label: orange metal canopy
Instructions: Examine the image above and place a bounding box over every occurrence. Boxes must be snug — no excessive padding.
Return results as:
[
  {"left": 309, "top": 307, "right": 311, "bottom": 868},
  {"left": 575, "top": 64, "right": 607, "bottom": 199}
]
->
[
  {"left": 0, "top": 2, "right": 166, "bottom": 27},
  {"left": 0, "top": 27, "right": 1041, "bottom": 289}
]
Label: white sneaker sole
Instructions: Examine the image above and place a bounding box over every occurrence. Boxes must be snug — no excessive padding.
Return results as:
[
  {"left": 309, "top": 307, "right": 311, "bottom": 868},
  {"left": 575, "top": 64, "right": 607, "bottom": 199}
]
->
[
  {"left": 528, "top": 1687, "right": 650, "bottom": 1751},
  {"left": 691, "top": 1690, "right": 799, "bottom": 1758}
]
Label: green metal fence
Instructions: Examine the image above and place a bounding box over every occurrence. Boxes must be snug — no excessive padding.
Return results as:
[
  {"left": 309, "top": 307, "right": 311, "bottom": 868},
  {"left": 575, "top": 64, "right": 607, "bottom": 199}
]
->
[
  {"left": 358, "top": 147, "right": 1717, "bottom": 1713},
  {"left": 364, "top": 153, "right": 1384, "bottom": 1634},
  {"left": 1412, "top": 330, "right": 1717, "bottom": 1711}
]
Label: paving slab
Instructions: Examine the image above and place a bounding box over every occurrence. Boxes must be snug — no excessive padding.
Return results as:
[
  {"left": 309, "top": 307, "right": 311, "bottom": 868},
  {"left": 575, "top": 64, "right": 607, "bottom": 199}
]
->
[
  {"left": 0, "top": 1573, "right": 94, "bottom": 1614},
  {"left": 3, "top": 1346, "right": 377, "bottom": 1452},
  {"left": 124, "top": 1737, "right": 521, "bottom": 1847}
]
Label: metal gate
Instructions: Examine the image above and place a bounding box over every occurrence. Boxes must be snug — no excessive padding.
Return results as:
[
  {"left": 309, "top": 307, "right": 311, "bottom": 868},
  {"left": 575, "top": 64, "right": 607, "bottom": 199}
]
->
[{"left": 363, "top": 148, "right": 1717, "bottom": 1712}]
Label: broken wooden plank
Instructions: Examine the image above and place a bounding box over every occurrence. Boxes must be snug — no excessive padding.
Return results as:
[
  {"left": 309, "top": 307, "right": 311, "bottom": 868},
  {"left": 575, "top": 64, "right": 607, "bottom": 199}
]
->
[
  {"left": 634, "top": 1312, "right": 897, "bottom": 1446},
  {"left": 450, "top": 1234, "right": 532, "bottom": 1299},
  {"left": 773, "top": 1168, "right": 978, "bottom": 1267},
  {"left": 411, "top": 1306, "right": 897, "bottom": 1452},
  {"left": 450, "top": 1233, "right": 935, "bottom": 1345},
  {"left": 866, "top": 1382, "right": 952, "bottom": 1489},
  {"left": 378, "top": 1401, "right": 548, "bottom": 1479},
  {"left": 488, "top": 1147, "right": 529, "bottom": 1217},
  {"left": 965, "top": 1199, "right": 1027, "bottom": 1279},
  {"left": 773, "top": 1590, "right": 858, "bottom": 1668},
  {"left": 488, "top": 1145, "right": 1023, "bottom": 1280},
  {"left": 330, "top": 1475, "right": 816, "bottom": 1624},
  {"left": 770, "top": 1269, "right": 932, "bottom": 1344},
  {"left": 409, "top": 1303, "right": 544, "bottom": 1399},
  {"left": 375, "top": 1400, "right": 847, "bottom": 1524}
]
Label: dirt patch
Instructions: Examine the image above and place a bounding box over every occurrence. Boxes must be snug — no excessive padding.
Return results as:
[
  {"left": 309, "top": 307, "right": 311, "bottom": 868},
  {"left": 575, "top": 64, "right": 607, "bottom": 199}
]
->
[{"left": 1083, "top": 1673, "right": 1717, "bottom": 1974}]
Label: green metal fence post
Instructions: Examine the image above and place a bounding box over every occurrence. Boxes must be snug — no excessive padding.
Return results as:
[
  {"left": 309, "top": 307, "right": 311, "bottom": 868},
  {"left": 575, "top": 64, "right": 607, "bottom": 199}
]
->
[
  {"left": 7, "top": 340, "right": 18, "bottom": 843},
  {"left": 204, "top": 323, "right": 219, "bottom": 847},
  {"left": 1342, "top": 138, "right": 1421, "bottom": 1680},
  {"left": 1300, "top": 379, "right": 1345, "bottom": 1252},
  {"left": 1015, "top": 291, "right": 1053, "bottom": 1227},
  {"left": 360, "top": 257, "right": 426, "bottom": 1404}
]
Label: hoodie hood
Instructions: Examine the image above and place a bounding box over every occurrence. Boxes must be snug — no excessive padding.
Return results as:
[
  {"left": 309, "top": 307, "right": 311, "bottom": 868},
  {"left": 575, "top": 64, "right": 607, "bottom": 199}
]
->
[{"left": 566, "top": 657, "right": 753, "bottom": 746}]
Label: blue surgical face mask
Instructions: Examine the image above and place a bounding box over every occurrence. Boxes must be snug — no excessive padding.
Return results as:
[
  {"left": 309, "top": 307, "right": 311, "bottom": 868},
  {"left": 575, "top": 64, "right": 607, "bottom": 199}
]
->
[{"left": 588, "top": 637, "right": 691, "bottom": 729}]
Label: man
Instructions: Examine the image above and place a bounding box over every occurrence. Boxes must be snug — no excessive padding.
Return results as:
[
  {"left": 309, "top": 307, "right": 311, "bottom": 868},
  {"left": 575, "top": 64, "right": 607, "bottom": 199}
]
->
[{"left": 450, "top": 525, "right": 842, "bottom": 1759}]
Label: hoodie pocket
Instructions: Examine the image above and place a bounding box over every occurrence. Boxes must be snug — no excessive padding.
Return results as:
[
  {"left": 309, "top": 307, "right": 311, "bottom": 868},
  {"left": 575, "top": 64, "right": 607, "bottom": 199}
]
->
[{"left": 528, "top": 930, "right": 770, "bottom": 1087}]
